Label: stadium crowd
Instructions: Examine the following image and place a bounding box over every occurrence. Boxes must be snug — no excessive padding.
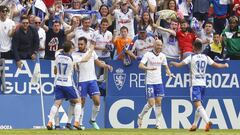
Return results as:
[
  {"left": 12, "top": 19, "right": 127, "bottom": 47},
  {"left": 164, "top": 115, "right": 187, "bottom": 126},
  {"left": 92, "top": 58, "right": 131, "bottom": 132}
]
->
[{"left": 1, "top": 0, "right": 240, "bottom": 67}]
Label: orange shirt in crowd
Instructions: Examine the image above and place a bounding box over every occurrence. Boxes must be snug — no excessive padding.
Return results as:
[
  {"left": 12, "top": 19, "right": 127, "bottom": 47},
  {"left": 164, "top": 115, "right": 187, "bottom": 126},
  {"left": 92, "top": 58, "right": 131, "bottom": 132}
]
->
[{"left": 114, "top": 37, "right": 132, "bottom": 60}]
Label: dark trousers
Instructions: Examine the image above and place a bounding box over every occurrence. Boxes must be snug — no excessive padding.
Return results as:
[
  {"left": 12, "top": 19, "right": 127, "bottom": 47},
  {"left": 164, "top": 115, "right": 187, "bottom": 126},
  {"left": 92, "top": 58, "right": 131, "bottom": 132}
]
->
[{"left": 0, "top": 51, "right": 13, "bottom": 59}]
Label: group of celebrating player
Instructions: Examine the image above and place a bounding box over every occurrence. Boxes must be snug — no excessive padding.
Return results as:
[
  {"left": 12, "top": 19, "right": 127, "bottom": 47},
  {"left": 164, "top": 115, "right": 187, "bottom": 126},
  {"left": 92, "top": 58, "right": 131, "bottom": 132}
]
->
[{"left": 46, "top": 37, "right": 228, "bottom": 132}]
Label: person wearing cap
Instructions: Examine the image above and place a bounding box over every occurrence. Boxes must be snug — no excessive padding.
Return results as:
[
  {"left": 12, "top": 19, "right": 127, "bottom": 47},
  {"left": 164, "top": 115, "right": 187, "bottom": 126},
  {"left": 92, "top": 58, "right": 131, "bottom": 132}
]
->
[
  {"left": 127, "top": 26, "right": 155, "bottom": 59},
  {"left": 222, "top": 16, "right": 240, "bottom": 60},
  {"left": 0, "top": 5, "right": 16, "bottom": 59},
  {"left": 110, "top": 0, "right": 138, "bottom": 39}
]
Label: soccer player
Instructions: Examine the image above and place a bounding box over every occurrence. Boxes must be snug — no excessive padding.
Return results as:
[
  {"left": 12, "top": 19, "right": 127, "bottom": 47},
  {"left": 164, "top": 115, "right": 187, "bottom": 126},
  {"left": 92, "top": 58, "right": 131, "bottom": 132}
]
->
[
  {"left": 75, "top": 37, "right": 113, "bottom": 130},
  {"left": 170, "top": 41, "right": 229, "bottom": 132},
  {"left": 137, "top": 40, "right": 173, "bottom": 129},
  {"left": 46, "top": 40, "right": 94, "bottom": 130}
]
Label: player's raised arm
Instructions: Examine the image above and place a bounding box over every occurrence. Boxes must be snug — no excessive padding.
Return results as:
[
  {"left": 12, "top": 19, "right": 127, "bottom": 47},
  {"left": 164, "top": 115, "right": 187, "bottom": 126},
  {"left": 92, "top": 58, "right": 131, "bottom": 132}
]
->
[
  {"left": 80, "top": 45, "right": 94, "bottom": 62},
  {"left": 170, "top": 61, "right": 187, "bottom": 68},
  {"left": 211, "top": 62, "right": 229, "bottom": 68}
]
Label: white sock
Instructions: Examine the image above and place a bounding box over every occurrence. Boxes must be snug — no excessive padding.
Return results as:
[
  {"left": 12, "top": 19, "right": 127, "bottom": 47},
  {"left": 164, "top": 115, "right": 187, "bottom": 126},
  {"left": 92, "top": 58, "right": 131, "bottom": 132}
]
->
[
  {"left": 49, "top": 105, "right": 58, "bottom": 122},
  {"left": 155, "top": 104, "right": 162, "bottom": 126},
  {"left": 139, "top": 104, "right": 152, "bottom": 119},
  {"left": 91, "top": 105, "right": 100, "bottom": 121},
  {"left": 54, "top": 110, "right": 60, "bottom": 126},
  {"left": 67, "top": 103, "right": 75, "bottom": 123},
  {"left": 197, "top": 106, "right": 210, "bottom": 123},
  {"left": 79, "top": 107, "right": 85, "bottom": 125},
  {"left": 74, "top": 103, "right": 82, "bottom": 123},
  {"left": 193, "top": 109, "right": 200, "bottom": 126}
]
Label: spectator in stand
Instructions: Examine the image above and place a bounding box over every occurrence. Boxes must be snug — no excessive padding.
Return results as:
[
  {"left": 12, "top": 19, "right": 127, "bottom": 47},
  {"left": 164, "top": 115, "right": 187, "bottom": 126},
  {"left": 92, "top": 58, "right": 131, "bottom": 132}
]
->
[
  {"left": 197, "top": 21, "right": 214, "bottom": 52},
  {"left": 138, "top": 0, "right": 156, "bottom": 21},
  {"left": 232, "top": 0, "right": 240, "bottom": 16},
  {"left": 176, "top": 19, "right": 201, "bottom": 60},
  {"left": 92, "top": 5, "right": 114, "bottom": 32},
  {"left": 0, "top": 5, "right": 16, "bottom": 59},
  {"left": 72, "top": 16, "right": 95, "bottom": 49},
  {"left": 92, "top": 18, "right": 113, "bottom": 77},
  {"left": 66, "top": 0, "right": 85, "bottom": 19},
  {"left": 110, "top": 0, "right": 138, "bottom": 39},
  {"left": 193, "top": 0, "right": 210, "bottom": 24},
  {"left": 207, "top": 32, "right": 223, "bottom": 60},
  {"left": 28, "top": 14, "right": 35, "bottom": 26},
  {"left": 154, "top": 19, "right": 179, "bottom": 60},
  {"left": 113, "top": 26, "right": 132, "bottom": 60},
  {"left": 42, "top": 14, "right": 77, "bottom": 60},
  {"left": 167, "top": 0, "right": 184, "bottom": 20},
  {"left": 136, "top": 11, "right": 154, "bottom": 33},
  {"left": 209, "top": 0, "right": 229, "bottom": 34},
  {"left": 12, "top": 15, "right": 39, "bottom": 68},
  {"left": 156, "top": 0, "right": 183, "bottom": 29},
  {"left": 128, "top": 26, "right": 155, "bottom": 59},
  {"left": 222, "top": 16, "right": 240, "bottom": 60},
  {"left": 34, "top": 16, "right": 46, "bottom": 59},
  {"left": 65, "top": 16, "right": 81, "bottom": 43},
  {"left": 176, "top": 0, "right": 193, "bottom": 22}
]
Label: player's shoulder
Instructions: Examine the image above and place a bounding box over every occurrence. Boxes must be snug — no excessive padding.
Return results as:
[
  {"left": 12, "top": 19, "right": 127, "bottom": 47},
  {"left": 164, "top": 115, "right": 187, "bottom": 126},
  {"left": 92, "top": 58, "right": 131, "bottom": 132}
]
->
[{"left": 159, "top": 52, "right": 166, "bottom": 57}]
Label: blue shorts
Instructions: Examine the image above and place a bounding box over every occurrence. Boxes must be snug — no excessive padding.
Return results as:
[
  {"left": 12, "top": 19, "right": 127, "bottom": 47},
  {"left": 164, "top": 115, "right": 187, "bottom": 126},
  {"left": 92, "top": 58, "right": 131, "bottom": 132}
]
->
[
  {"left": 146, "top": 84, "right": 164, "bottom": 99},
  {"left": 78, "top": 80, "right": 100, "bottom": 97},
  {"left": 190, "top": 86, "right": 205, "bottom": 102},
  {"left": 54, "top": 85, "right": 80, "bottom": 100}
]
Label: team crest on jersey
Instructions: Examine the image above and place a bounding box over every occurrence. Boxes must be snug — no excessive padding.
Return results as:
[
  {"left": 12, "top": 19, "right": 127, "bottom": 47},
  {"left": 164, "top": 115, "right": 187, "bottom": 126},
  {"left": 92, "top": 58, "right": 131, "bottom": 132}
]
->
[{"left": 113, "top": 68, "right": 126, "bottom": 91}]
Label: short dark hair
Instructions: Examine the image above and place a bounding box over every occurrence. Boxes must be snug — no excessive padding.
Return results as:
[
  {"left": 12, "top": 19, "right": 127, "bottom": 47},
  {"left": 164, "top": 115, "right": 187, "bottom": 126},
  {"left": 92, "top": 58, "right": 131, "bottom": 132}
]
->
[
  {"left": 171, "top": 18, "right": 179, "bottom": 23},
  {"left": 52, "top": 19, "right": 61, "bottom": 24},
  {"left": 193, "top": 40, "right": 202, "bottom": 51},
  {"left": 120, "top": 26, "right": 128, "bottom": 32},
  {"left": 179, "top": 19, "right": 187, "bottom": 24},
  {"left": 100, "top": 18, "right": 109, "bottom": 24},
  {"left": 78, "top": 37, "right": 87, "bottom": 44},
  {"left": 81, "top": 16, "right": 90, "bottom": 23},
  {"left": 63, "top": 41, "right": 74, "bottom": 52},
  {"left": 20, "top": 15, "right": 29, "bottom": 22},
  {"left": 213, "top": 32, "right": 220, "bottom": 36},
  {"left": 0, "top": 5, "right": 9, "bottom": 12},
  {"left": 205, "top": 21, "right": 213, "bottom": 26}
]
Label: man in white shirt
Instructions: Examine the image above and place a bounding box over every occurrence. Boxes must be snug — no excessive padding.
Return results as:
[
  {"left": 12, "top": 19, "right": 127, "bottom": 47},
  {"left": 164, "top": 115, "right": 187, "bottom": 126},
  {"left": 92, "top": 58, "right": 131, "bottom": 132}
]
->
[
  {"left": 73, "top": 17, "right": 95, "bottom": 49},
  {"left": 34, "top": 16, "right": 46, "bottom": 59},
  {"left": 170, "top": 41, "right": 229, "bottom": 132},
  {"left": 128, "top": 26, "right": 155, "bottom": 59},
  {"left": 137, "top": 40, "right": 173, "bottom": 129},
  {"left": 92, "top": 18, "right": 113, "bottom": 78},
  {"left": 0, "top": 5, "right": 15, "bottom": 59},
  {"left": 154, "top": 19, "right": 179, "bottom": 60},
  {"left": 111, "top": 0, "right": 138, "bottom": 39}
]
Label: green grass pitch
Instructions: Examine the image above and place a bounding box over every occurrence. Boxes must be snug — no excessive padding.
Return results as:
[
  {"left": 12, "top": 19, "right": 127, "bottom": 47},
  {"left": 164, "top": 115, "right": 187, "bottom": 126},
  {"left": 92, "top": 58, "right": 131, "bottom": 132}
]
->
[{"left": 0, "top": 129, "right": 240, "bottom": 135}]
